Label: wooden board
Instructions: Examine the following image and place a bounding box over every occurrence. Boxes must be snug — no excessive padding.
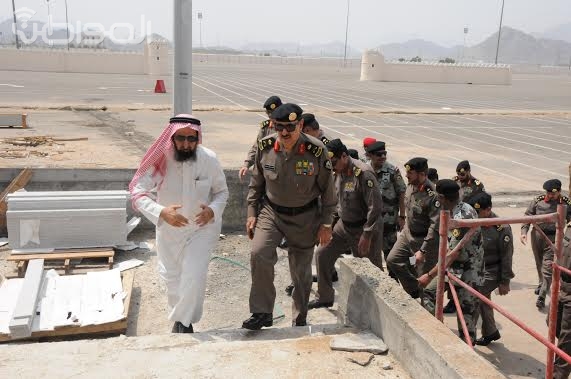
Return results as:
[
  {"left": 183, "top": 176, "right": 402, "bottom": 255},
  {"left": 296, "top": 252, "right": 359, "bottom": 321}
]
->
[
  {"left": 8, "top": 249, "right": 115, "bottom": 277},
  {"left": 0, "top": 270, "right": 134, "bottom": 342}
]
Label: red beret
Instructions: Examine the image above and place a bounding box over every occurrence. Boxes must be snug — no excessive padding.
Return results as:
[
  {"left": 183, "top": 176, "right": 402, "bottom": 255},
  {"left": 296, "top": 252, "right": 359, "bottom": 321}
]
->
[{"left": 363, "top": 137, "right": 376, "bottom": 147}]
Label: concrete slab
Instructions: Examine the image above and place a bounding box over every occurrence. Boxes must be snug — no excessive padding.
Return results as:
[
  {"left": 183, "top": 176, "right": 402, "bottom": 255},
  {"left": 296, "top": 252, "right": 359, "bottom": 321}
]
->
[{"left": 330, "top": 331, "right": 388, "bottom": 354}]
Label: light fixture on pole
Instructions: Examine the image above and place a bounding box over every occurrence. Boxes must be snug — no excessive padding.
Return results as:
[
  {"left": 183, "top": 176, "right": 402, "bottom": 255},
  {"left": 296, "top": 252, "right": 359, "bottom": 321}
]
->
[
  {"left": 343, "top": 0, "right": 350, "bottom": 67},
  {"left": 494, "top": 0, "right": 505, "bottom": 65},
  {"left": 46, "top": 0, "right": 53, "bottom": 47},
  {"left": 11, "top": 0, "right": 20, "bottom": 49}
]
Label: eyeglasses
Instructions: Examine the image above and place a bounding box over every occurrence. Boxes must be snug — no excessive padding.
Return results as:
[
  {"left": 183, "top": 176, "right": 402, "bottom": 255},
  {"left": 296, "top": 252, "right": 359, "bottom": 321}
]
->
[
  {"left": 173, "top": 135, "right": 199, "bottom": 143},
  {"left": 274, "top": 122, "right": 298, "bottom": 132},
  {"left": 456, "top": 171, "right": 467, "bottom": 176}
]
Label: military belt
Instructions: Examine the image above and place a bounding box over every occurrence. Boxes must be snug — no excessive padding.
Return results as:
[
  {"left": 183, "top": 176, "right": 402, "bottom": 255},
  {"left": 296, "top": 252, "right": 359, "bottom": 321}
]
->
[
  {"left": 409, "top": 230, "right": 428, "bottom": 238},
  {"left": 342, "top": 219, "right": 367, "bottom": 228},
  {"left": 267, "top": 198, "right": 318, "bottom": 216}
]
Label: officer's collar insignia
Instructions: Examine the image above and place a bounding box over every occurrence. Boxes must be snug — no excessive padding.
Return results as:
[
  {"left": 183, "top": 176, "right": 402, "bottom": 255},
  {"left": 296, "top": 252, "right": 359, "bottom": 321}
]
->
[
  {"left": 325, "top": 160, "right": 332, "bottom": 170},
  {"left": 289, "top": 112, "right": 297, "bottom": 121},
  {"left": 452, "top": 229, "right": 460, "bottom": 237},
  {"left": 354, "top": 167, "right": 362, "bottom": 177}
]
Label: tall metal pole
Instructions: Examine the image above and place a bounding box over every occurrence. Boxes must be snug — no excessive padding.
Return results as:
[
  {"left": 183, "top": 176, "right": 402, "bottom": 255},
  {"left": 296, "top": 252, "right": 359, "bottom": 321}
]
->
[
  {"left": 64, "top": 0, "right": 70, "bottom": 50},
  {"left": 46, "top": 0, "right": 53, "bottom": 47},
  {"left": 174, "top": 0, "right": 193, "bottom": 115},
  {"left": 494, "top": 0, "right": 505, "bottom": 65},
  {"left": 343, "top": 0, "right": 350, "bottom": 67},
  {"left": 11, "top": 0, "right": 20, "bottom": 49}
]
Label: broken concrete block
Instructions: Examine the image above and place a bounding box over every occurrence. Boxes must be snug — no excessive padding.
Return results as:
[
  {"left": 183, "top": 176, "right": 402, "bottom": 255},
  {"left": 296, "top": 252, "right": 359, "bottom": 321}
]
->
[
  {"left": 330, "top": 332, "right": 388, "bottom": 354},
  {"left": 346, "top": 352, "right": 374, "bottom": 366}
]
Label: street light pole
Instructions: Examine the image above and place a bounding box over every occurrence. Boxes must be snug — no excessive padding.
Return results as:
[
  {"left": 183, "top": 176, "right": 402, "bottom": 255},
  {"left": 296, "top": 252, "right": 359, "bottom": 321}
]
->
[
  {"left": 174, "top": 0, "right": 193, "bottom": 115},
  {"left": 11, "top": 0, "right": 20, "bottom": 49},
  {"left": 494, "top": 0, "right": 505, "bottom": 65},
  {"left": 343, "top": 0, "right": 350, "bottom": 67},
  {"left": 64, "top": 0, "right": 70, "bottom": 50}
]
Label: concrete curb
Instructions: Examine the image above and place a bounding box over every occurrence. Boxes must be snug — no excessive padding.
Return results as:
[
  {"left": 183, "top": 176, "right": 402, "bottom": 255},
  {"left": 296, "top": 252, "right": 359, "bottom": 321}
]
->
[{"left": 336, "top": 259, "right": 506, "bottom": 379}]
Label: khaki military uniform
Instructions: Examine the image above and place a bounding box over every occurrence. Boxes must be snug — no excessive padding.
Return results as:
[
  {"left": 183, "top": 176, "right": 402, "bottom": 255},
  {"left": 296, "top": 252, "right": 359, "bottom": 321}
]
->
[
  {"left": 386, "top": 179, "right": 440, "bottom": 297},
  {"left": 375, "top": 162, "right": 406, "bottom": 265},
  {"left": 247, "top": 133, "right": 337, "bottom": 324},
  {"left": 315, "top": 159, "right": 383, "bottom": 303},
  {"left": 423, "top": 202, "right": 485, "bottom": 340},
  {"left": 472, "top": 213, "right": 514, "bottom": 338},
  {"left": 316, "top": 131, "right": 330, "bottom": 146},
  {"left": 454, "top": 176, "right": 485, "bottom": 203},
  {"left": 242, "top": 120, "right": 274, "bottom": 169},
  {"left": 522, "top": 195, "right": 571, "bottom": 297},
  {"left": 554, "top": 227, "right": 571, "bottom": 379}
]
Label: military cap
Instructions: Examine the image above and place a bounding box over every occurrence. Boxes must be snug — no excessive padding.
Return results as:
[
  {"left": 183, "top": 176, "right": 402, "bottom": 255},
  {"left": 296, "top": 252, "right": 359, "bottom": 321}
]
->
[
  {"left": 404, "top": 157, "right": 428, "bottom": 173},
  {"left": 363, "top": 137, "right": 376, "bottom": 148},
  {"left": 271, "top": 103, "right": 303, "bottom": 122},
  {"left": 326, "top": 139, "right": 348, "bottom": 158},
  {"left": 427, "top": 168, "right": 439, "bottom": 182},
  {"left": 456, "top": 160, "right": 471, "bottom": 174},
  {"left": 543, "top": 179, "right": 562, "bottom": 192},
  {"left": 436, "top": 179, "right": 460, "bottom": 197},
  {"left": 301, "top": 113, "right": 319, "bottom": 129},
  {"left": 347, "top": 149, "right": 359, "bottom": 160},
  {"left": 263, "top": 95, "right": 283, "bottom": 112},
  {"left": 366, "top": 141, "right": 387, "bottom": 154},
  {"left": 467, "top": 192, "right": 492, "bottom": 210}
]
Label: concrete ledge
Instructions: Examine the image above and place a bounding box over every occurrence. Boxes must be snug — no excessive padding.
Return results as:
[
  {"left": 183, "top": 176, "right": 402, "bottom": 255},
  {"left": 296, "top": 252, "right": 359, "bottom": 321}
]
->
[{"left": 336, "top": 259, "right": 505, "bottom": 379}]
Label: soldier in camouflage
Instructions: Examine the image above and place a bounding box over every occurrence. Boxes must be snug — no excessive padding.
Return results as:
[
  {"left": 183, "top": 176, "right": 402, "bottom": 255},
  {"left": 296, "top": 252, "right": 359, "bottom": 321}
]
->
[
  {"left": 466, "top": 192, "right": 514, "bottom": 346},
  {"left": 521, "top": 179, "right": 571, "bottom": 309},
  {"left": 239, "top": 95, "right": 283, "bottom": 181},
  {"left": 419, "top": 179, "right": 484, "bottom": 344},
  {"left": 366, "top": 141, "right": 406, "bottom": 278},
  {"left": 454, "top": 160, "right": 485, "bottom": 203}
]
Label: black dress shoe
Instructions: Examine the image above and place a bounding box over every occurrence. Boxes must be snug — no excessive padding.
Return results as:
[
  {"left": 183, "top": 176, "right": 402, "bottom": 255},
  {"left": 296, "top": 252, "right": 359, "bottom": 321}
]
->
[
  {"left": 534, "top": 284, "right": 541, "bottom": 295},
  {"left": 332, "top": 269, "right": 339, "bottom": 282},
  {"left": 285, "top": 284, "right": 294, "bottom": 296},
  {"left": 242, "top": 313, "right": 273, "bottom": 330},
  {"left": 536, "top": 296, "right": 545, "bottom": 309},
  {"left": 308, "top": 299, "right": 333, "bottom": 309},
  {"left": 475, "top": 330, "right": 501, "bottom": 346},
  {"left": 171, "top": 321, "right": 194, "bottom": 333},
  {"left": 312, "top": 274, "right": 318, "bottom": 283},
  {"left": 443, "top": 299, "right": 457, "bottom": 314}
]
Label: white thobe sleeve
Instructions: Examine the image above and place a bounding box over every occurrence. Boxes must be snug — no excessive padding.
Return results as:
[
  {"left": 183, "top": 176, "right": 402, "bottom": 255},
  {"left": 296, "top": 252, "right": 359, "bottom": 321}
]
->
[
  {"left": 131, "top": 169, "right": 165, "bottom": 226},
  {"left": 208, "top": 157, "right": 229, "bottom": 224}
]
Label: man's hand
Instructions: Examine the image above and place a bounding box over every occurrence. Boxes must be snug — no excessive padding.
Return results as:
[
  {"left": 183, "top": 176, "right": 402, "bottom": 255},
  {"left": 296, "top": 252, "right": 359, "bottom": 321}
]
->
[
  {"left": 238, "top": 166, "right": 249, "bottom": 182},
  {"left": 414, "top": 250, "right": 426, "bottom": 266},
  {"left": 160, "top": 205, "right": 189, "bottom": 227},
  {"left": 195, "top": 204, "right": 214, "bottom": 227},
  {"left": 398, "top": 216, "right": 406, "bottom": 230},
  {"left": 357, "top": 234, "right": 371, "bottom": 257},
  {"left": 418, "top": 273, "right": 432, "bottom": 288},
  {"left": 317, "top": 225, "right": 332, "bottom": 246},
  {"left": 520, "top": 234, "right": 527, "bottom": 245},
  {"left": 498, "top": 283, "right": 510, "bottom": 296},
  {"left": 246, "top": 216, "right": 257, "bottom": 240}
]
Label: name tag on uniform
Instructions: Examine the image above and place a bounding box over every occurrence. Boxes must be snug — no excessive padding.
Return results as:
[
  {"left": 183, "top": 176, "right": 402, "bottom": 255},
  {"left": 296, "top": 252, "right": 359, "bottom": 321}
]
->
[
  {"left": 264, "top": 164, "right": 276, "bottom": 172},
  {"left": 344, "top": 182, "right": 355, "bottom": 192}
]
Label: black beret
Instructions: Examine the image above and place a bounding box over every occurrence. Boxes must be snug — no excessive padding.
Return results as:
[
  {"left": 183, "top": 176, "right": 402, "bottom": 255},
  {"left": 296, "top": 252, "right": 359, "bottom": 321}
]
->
[
  {"left": 404, "top": 157, "right": 428, "bottom": 172},
  {"left": 456, "top": 160, "right": 471, "bottom": 173},
  {"left": 427, "top": 168, "right": 439, "bottom": 182},
  {"left": 366, "top": 141, "right": 386, "bottom": 154},
  {"left": 436, "top": 179, "right": 460, "bottom": 197},
  {"left": 271, "top": 103, "right": 303, "bottom": 122},
  {"left": 263, "top": 95, "right": 283, "bottom": 111},
  {"left": 301, "top": 113, "right": 319, "bottom": 129},
  {"left": 467, "top": 192, "right": 492, "bottom": 210},
  {"left": 326, "top": 139, "right": 347, "bottom": 157},
  {"left": 347, "top": 149, "right": 359, "bottom": 159},
  {"left": 543, "top": 179, "right": 562, "bottom": 192}
]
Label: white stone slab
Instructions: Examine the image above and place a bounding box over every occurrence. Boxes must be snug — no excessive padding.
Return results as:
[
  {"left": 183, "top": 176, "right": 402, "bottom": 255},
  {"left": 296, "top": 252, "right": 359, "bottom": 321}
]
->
[{"left": 330, "top": 332, "right": 389, "bottom": 354}]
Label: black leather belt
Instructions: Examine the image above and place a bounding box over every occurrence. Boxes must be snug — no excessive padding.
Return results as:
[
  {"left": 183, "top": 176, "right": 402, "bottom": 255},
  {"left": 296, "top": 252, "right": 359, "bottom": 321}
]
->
[
  {"left": 410, "top": 230, "right": 427, "bottom": 238},
  {"left": 267, "top": 198, "right": 318, "bottom": 216},
  {"left": 342, "top": 219, "right": 366, "bottom": 228}
]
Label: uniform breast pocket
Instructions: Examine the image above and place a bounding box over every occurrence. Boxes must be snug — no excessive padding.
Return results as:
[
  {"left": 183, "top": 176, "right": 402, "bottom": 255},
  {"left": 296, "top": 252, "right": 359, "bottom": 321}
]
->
[
  {"left": 194, "top": 179, "right": 211, "bottom": 203},
  {"left": 294, "top": 175, "right": 314, "bottom": 194},
  {"left": 263, "top": 169, "right": 278, "bottom": 182}
]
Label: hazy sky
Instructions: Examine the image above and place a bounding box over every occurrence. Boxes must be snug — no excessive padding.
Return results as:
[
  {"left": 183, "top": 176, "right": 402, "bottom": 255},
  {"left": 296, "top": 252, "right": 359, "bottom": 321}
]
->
[{"left": 2, "top": 0, "right": 570, "bottom": 48}]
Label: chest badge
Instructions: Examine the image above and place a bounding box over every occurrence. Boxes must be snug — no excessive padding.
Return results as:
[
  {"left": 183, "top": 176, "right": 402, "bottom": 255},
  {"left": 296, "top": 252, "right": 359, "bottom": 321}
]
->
[
  {"left": 296, "top": 160, "right": 314, "bottom": 176},
  {"left": 367, "top": 179, "right": 374, "bottom": 188},
  {"left": 344, "top": 182, "right": 355, "bottom": 192}
]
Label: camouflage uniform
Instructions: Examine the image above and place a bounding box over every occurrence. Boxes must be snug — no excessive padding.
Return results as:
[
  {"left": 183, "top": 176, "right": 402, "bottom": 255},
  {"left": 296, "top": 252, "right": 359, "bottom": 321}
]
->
[
  {"left": 242, "top": 120, "right": 274, "bottom": 169},
  {"left": 423, "top": 202, "right": 484, "bottom": 340},
  {"left": 454, "top": 176, "right": 485, "bottom": 203},
  {"left": 554, "top": 227, "right": 571, "bottom": 379},
  {"left": 521, "top": 195, "right": 571, "bottom": 297},
  {"left": 374, "top": 161, "right": 406, "bottom": 266}
]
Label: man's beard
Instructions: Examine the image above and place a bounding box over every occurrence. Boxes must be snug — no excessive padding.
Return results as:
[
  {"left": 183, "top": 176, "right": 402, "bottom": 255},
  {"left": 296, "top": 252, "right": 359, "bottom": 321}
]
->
[{"left": 174, "top": 146, "right": 197, "bottom": 162}]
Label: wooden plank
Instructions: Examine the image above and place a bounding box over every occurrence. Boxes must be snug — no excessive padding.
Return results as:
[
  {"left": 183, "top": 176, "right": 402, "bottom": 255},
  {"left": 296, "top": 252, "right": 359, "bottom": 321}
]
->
[
  {"left": 7, "top": 250, "right": 114, "bottom": 261},
  {"left": 108, "top": 256, "right": 114, "bottom": 269},
  {"left": 16, "top": 261, "right": 26, "bottom": 278},
  {"left": 64, "top": 259, "right": 70, "bottom": 275},
  {"left": 9, "top": 259, "right": 44, "bottom": 338}
]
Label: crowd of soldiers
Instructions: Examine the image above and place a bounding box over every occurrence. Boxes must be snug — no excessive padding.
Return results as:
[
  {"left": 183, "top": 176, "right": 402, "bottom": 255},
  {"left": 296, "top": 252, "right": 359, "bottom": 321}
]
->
[{"left": 239, "top": 96, "right": 571, "bottom": 378}]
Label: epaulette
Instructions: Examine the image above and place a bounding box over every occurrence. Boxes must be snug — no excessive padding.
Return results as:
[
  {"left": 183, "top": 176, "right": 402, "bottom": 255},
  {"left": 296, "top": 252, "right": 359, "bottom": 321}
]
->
[
  {"left": 354, "top": 167, "right": 362, "bottom": 177},
  {"left": 260, "top": 120, "right": 270, "bottom": 128},
  {"left": 426, "top": 187, "right": 437, "bottom": 197},
  {"left": 536, "top": 194, "right": 546, "bottom": 202},
  {"left": 258, "top": 136, "right": 275, "bottom": 151},
  {"left": 304, "top": 141, "right": 323, "bottom": 158},
  {"left": 563, "top": 196, "right": 571, "bottom": 207},
  {"left": 497, "top": 225, "right": 504, "bottom": 232},
  {"left": 475, "top": 179, "right": 482, "bottom": 186},
  {"left": 320, "top": 136, "right": 330, "bottom": 145}
]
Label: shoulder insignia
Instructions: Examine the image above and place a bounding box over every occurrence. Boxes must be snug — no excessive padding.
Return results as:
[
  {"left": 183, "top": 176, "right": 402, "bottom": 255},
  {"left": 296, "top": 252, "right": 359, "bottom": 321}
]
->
[
  {"left": 504, "top": 235, "right": 511, "bottom": 243},
  {"left": 354, "top": 167, "right": 362, "bottom": 177},
  {"left": 475, "top": 180, "right": 481, "bottom": 186},
  {"left": 324, "top": 160, "right": 332, "bottom": 171},
  {"left": 536, "top": 194, "right": 546, "bottom": 202},
  {"left": 452, "top": 229, "right": 460, "bottom": 238},
  {"left": 426, "top": 188, "right": 436, "bottom": 197},
  {"left": 258, "top": 137, "right": 275, "bottom": 151},
  {"left": 320, "top": 136, "right": 330, "bottom": 145},
  {"left": 497, "top": 225, "right": 504, "bottom": 232},
  {"left": 305, "top": 142, "right": 323, "bottom": 158},
  {"left": 434, "top": 200, "right": 441, "bottom": 208},
  {"left": 563, "top": 196, "right": 571, "bottom": 206},
  {"left": 260, "top": 120, "right": 270, "bottom": 128},
  {"left": 367, "top": 179, "right": 374, "bottom": 188}
]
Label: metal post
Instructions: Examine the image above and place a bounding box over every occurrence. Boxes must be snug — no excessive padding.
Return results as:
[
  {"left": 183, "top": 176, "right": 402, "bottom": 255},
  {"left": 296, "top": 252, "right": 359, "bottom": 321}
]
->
[
  {"left": 11, "top": 0, "right": 20, "bottom": 49},
  {"left": 46, "top": 0, "right": 52, "bottom": 48},
  {"left": 64, "top": 0, "right": 70, "bottom": 51},
  {"left": 494, "top": 0, "right": 505, "bottom": 65},
  {"left": 174, "top": 0, "right": 193, "bottom": 115},
  {"left": 343, "top": 0, "right": 350, "bottom": 67},
  {"left": 435, "top": 210, "right": 450, "bottom": 322}
]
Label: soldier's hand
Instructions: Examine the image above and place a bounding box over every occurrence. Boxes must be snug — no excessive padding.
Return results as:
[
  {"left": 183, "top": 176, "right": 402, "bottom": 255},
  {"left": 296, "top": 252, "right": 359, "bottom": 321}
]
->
[
  {"left": 239, "top": 167, "right": 249, "bottom": 182},
  {"left": 520, "top": 234, "right": 527, "bottom": 245},
  {"left": 160, "top": 204, "right": 189, "bottom": 227},
  {"left": 417, "top": 273, "right": 431, "bottom": 288},
  {"left": 318, "top": 225, "right": 332, "bottom": 246},
  {"left": 195, "top": 204, "right": 214, "bottom": 226},
  {"left": 357, "top": 235, "right": 371, "bottom": 257},
  {"left": 414, "top": 250, "right": 426, "bottom": 266},
  {"left": 498, "top": 283, "right": 510, "bottom": 295},
  {"left": 246, "top": 217, "right": 257, "bottom": 240}
]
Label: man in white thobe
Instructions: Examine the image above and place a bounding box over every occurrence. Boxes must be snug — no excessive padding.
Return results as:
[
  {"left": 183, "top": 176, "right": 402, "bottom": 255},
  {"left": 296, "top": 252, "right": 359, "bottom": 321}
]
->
[{"left": 129, "top": 114, "right": 228, "bottom": 333}]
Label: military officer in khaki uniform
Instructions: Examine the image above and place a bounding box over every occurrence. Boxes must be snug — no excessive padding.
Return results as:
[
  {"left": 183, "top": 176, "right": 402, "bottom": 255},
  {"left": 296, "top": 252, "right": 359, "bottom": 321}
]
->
[
  {"left": 554, "top": 226, "right": 571, "bottom": 379},
  {"left": 454, "top": 160, "right": 485, "bottom": 203},
  {"left": 366, "top": 141, "right": 406, "bottom": 279},
  {"left": 308, "top": 139, "right": 383, "bottom": 309},
  {"left": 465, "top": 192, "right": 514, "bottom": 346},
  {"left": 301, "top": 113, "right": 330, "bottom": 146},
  {"left": 521, "top": 179, "right": 571, "bottom": 308},
  {"left": 386, "top": 157, "right": 441, "bottom": 298},
  {"left": 239, "top": 95, "right": 283, "bottom": 181},
  {"left": 243, "top": 103, "right": 337, "bottom": 330}
]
